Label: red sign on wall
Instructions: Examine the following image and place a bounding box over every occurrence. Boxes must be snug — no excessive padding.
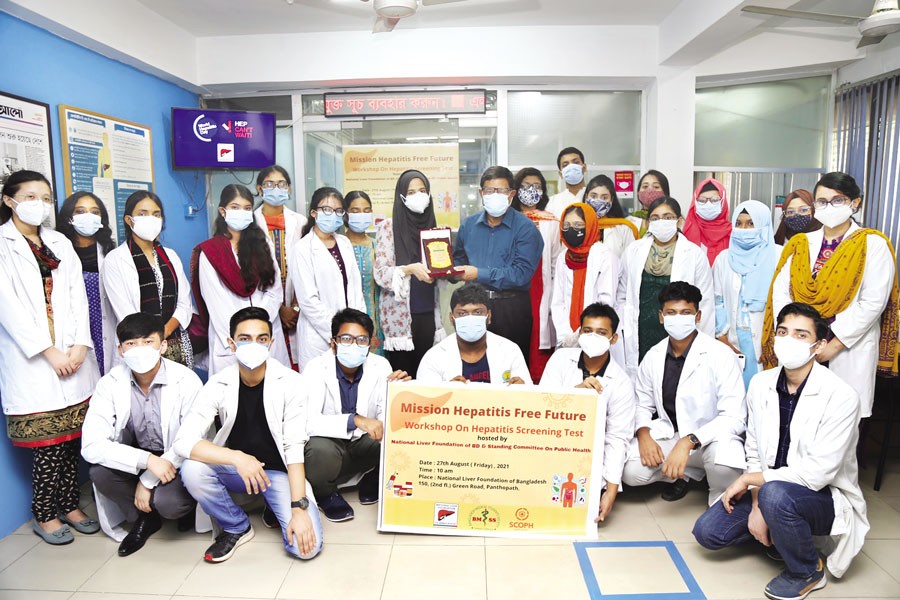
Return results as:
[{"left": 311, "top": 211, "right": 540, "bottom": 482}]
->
[
  {"left": 614, "top": 171, "right": 635, "bottom": 200},
  {"left": 324, "top": 90, "right": 486, "bottom": 117}
]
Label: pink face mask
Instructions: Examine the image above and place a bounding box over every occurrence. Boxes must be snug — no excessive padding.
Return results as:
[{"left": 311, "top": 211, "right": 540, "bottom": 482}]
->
[{"left": 638, "top": 188, "right": 665, "bottom": 208}]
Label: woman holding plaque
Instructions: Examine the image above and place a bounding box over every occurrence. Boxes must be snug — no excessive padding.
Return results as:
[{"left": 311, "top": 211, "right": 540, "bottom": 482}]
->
[
  {"left": 102, "top": 190, "right": 194, "bottom": 368},
  {"left": 512, "top": 167, "right": 560, "bottom": 382},
  {"left": 343, "top": 190, "right": 384, "bottom": 355},
  {"left": 291, "top": 187, "right": 365, "bottom": 371},
  {"left": 374, "top": 170, "right": 444, "bottom": 377},
  {"left": 57, "top": 191, "right": 117, "bottom": 375}
]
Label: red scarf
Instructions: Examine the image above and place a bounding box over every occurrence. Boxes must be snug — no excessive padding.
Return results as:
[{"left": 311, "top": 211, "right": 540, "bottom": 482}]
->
[
  {"left": 189, "top": 235, "right": 257, "bottom": 331},
  {"left": 560, "top": 202, "right": 600, "bottom": 331},
  {"left": 682, "top": 178, "right": 732, "bottom": 266}
]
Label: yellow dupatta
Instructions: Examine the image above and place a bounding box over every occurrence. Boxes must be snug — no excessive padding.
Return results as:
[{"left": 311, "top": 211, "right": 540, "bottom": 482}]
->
[{"left": 761, "top": 229, "right": 900, "bottom": 375}]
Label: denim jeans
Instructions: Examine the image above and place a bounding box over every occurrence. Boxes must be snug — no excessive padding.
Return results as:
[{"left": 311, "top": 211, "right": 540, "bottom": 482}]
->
[
  {"left": 180, "top": 460, "right": 323, "bottom": 559},
  {"left": 693, "top": 480, "right": 834, "bottom": 578}
]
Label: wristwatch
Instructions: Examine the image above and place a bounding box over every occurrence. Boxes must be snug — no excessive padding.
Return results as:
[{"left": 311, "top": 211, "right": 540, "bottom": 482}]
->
[
  {"left": 291, "top": 497, "right": 310, "bottom": 510},
  {"left": 687, "top": 433, "right": 702, "bottom": 450}
]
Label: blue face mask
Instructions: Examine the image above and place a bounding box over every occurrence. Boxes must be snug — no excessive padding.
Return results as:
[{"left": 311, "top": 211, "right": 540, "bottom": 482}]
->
[
  {"left": 731, "top": 228, "right": 762, "bottom": 250},
  {"left": 482, "top": 193, "right": 510, "bottom": 218},
  {"left": 263, "top": 188, "right": 289, "bottom": 206},
  {"left": 454, "top": 315, "right": 487, "bottom": 343},
  {"left": 336, "top": 343, "right": 369, "bottom": 369},
  {"left": 561, "top": 163, "right": 584, "bottom": 186},
  {"left": 347, "top": 213, "right": 373, "bottom": 233},
  {"left": 316, "top": 211, "right": 343, "bottom": 234}
]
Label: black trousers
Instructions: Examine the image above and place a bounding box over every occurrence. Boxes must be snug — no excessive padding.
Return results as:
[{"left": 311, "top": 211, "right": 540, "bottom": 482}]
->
[
  {"left": 386, "top": 312, "right": 436, "bottom": 378},
  {"left": 31, "top": 439, "right": 81, "bottom": 523},
  {"left": 89, "top": 464, "right": 195, "bottom": 523},
  {"left": 304, "top": 436, "right": 381, "bottom": 498},
  {"left": 488, "top": 292, "right": 532, "bottom": 367}
]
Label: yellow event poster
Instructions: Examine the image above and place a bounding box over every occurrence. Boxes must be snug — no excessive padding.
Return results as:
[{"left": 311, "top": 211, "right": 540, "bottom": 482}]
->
[
  {"left": 342, "top": 144, "right": 460, "bottom": 228},
  {"left": 378, "top": 382, "right": 606, "bottom": 538}
]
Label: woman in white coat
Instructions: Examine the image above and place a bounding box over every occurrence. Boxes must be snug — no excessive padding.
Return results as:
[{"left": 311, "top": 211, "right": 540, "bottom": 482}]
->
[
  {"left": 253, "top": 165, "right": 307, "bottom": 368},
  {"left": 617, "top": 196, "right": 714, "bottom": 377},
  {"left": 0, "top": 170, "right": 100, "bottom": 544},
  {"left": 551, "top": 202, "right": 620, "bottom": 346},
  {"left": 191, "top": 184, "right": 289, "bottom": 375},
  {"left": 291, "top": 187, "right": 365, "bottom": 371},
  {"left": 57, "top": 191, "right": 117, "bottom": 375},
  {"left": 583, "top": 175, "right": 639, "bottom": 258},
  {"left": 101, "top": 191, "right": 194, "bottom": 368},
  {"left": 712, "top": 200, "right": 781, "bottom": 388},
  {"left": 765, "top": 171, "right": 898, "bottom": 420}
]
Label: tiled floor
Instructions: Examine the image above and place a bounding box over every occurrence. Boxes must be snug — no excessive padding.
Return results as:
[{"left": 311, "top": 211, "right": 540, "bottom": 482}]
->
[{"left": 1, "top": 464, "right": 899, "bottom": 600}]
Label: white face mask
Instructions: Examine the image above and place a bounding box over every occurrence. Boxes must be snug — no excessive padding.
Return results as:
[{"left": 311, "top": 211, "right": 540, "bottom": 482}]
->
[
  {"left": 648, "top": 219, "right": 678, "bottom": 243},
  {"left": 454, "top": 315, "right": 488, "bottom": 343},
  {"left": 13, "top": 198, "right": 48, "bottom": 227},
  {"left": 224, "top": 209, "right": 253, "bottom": 231},
  {"left": 561, "top": 163, "right": 585, "bottom": 186},
  {"left": 578, "top": 333, "right": 610, "bottom": 358},
  {"left": 663, "top": 314, "right": 697, "bottom": 341},
  {"left": 773, "top": 336, "right": 817, "bottom": 370},
  {"left": 814, "top": 204, "right": 854, "bottom": 229},
  {"left": 402, "top": 192, "right": 430, "bottom": 214},
  {"left": 336, "top": 343, "right": 369, "bottom": 368},
  {"left": 130, "top": 215, "right": 163, "bottom": 241},
  {"left": 234, "top": 341, "right": 269, "bottom": 370},
  {"left": 71, "top": 213, "right": 102, "bottom": 237},
  {"left": 695, "top": 200, "right": 722, "bottom": 221},
  {"left": 482, "top": 193, "right": 510, "bottom": 218},
  {"left": 122, "top": 345, "right": 162, "bottom": 374}
]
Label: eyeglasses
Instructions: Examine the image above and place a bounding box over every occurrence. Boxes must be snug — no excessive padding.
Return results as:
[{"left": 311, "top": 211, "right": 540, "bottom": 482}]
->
[
  {"left": 482, "top": 187, "right": 512, "bottom": 195},
  {"left": 316, "top": 206, "right": 345, "bottom": 216},
  {"left": 648, "top": 215, "right": 678, "bottom": 222},
  {"left": 519, "top": 184, "right": 542, "bottom": 191},
  {"left": 813, "top": 196, "right": 851, "bottom": 209},
  {"left": 561, "top": 223, "right": 586, "bottom": 232},
  {"left": 334, "top": 334, "right": 370, "bottom": 347},
  {"left": 695, "top": 197, "right": 721, "bottom": 205},
  {"left": 13, "top": 193, "right": 54, "bottom": 204},
  {"left": 261, "top": 181, "right": 289, "bottom": 190},
  {"left": 784, "top": 207, "right": 812, "bottom": 217}
]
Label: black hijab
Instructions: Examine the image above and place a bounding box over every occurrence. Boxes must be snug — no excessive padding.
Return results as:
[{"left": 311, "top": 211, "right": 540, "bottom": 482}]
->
[{"left": 392, "top": 169, "right": 437, "bottom": 266}]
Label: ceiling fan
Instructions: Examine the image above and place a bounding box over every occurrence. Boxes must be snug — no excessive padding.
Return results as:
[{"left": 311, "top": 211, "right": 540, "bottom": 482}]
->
[
  {"left": 363, "top": 0, "right": 470, "bottom": 33},
  {"left": 742, "top": 0, "right": 900, "bottom": 48}
]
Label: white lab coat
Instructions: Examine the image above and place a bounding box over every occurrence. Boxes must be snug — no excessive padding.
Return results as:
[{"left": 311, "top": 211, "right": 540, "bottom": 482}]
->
[
  {"left": 745, "top": 363, "right": 867, "bottom": 578},
  {"left": 617, "top": 233, "right": 715, "bottom": 377},
  {"left": 551, "top": 242, "right": 620, "bottom": 343},
  {"left": 533, "top": 217, "right": 563, "bottom": 350},
  {"left": 173, "top": 359, "right": 308, "bottom": 470},
  {"left": 254, "top": 206, "right": 307, "bottom": 364},
  {"left": 601, "top": 224, "right": 637, "bottom": 259},
  {"left": 631, "top": 332, "right": 746, "bottom": 470},
  {"left": 540, "top": 348, "right": 636, "bottom": 487},
  {"left": 712, "top": 246, "right": 782, "bottom": 375},
  {"left": 416, "top": 332, "right": 533, "bottom": 384},
  {"left": 290, "top": 232, "right": 365, "bottom": 371},
  {"left": 771, "top": 222, "right": 894, "bottom": 418},
  {"left": 198, "top": 252, "right": 290, "bottom": 376},
  {"left": 303, "top": 350, "right": 392, "bottom": 439},
  {"left": 100, "top": 240, "right": 194, "bottom": 336},
  {"left": 546, "top": 188, "right": 585, "bottom": 219},
  {"left": 81, "top": 359, "right": 204, "bottom": 541},
  {"left": 0, "top": 221, "right": 99, "bottom": 415}
]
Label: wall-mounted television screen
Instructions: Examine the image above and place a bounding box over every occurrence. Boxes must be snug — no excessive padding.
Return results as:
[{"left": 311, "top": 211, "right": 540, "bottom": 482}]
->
[{"left": 172, "top": 108, "right": 275, "bottom": 169}]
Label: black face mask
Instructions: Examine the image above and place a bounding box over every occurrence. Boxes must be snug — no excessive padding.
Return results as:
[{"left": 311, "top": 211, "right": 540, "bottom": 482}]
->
[{"left": 562, "top": 227, "right": 586, "bottom": 248}]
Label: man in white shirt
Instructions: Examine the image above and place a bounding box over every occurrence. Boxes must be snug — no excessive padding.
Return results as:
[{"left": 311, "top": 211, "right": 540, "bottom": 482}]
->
[
  {"left": 546, "top": 146, "right": 587, "bottom": 218},
  {"left": 540, "top": 303, "right": 635, "bottom": 522},
  {"left": 82, "top": 313, "right": 202, "bottom": 556},
  {"left": 693, "top": 303, "right": 868, "bottom": 600},
  {"left": 621, "top": 281, "right": 746, "bottom": 504},
  {"left": 303, "top": 308, "right": 410, "bottom": 523},
  {"left": 417, "top": 283, "right": 531, "bottom": 384},
  {"left": 174, "top": 307, "right": 323, "bottom": 563}
]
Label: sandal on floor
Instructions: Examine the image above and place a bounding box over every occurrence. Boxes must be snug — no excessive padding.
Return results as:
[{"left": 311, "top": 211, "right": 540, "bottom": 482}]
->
[
  {"left": 32, "top": 520, "right": 74, "bottom": 545},
  {"left": 59, "top": 513, "right": 101, "bottom": 534}
]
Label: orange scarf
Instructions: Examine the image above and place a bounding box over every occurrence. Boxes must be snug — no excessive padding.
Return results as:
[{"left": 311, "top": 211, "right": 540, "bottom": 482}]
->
[{"left": 561, "top": 202, "right": 600, "bottom": 331}]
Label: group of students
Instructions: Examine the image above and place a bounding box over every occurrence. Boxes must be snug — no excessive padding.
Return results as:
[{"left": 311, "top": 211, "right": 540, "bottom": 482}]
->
[{"left": 0, "top": 150, "right": 896, "bottom": 600}]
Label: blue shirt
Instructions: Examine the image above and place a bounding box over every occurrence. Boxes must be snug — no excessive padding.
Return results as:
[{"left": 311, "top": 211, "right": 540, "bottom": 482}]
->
[
  {"left": 774, "top": 368, "right": 809, "bottom": 469},
  {"left": 336, "top": 360, "right": 363, "bottom": 432},
  {"left": 453, "top": 209, "right": 544, "bottom": 292}
]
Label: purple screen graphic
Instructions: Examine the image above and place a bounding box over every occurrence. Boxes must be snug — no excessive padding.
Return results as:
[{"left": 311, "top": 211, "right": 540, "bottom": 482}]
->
[{"left": 172, "top": 108, "right": 276, "bottom": 169}]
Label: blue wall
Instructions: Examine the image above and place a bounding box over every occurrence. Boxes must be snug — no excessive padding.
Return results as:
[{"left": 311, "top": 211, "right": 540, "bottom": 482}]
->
[{"left": 0, "top": 12, "right": 207, "bottom": 537}]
